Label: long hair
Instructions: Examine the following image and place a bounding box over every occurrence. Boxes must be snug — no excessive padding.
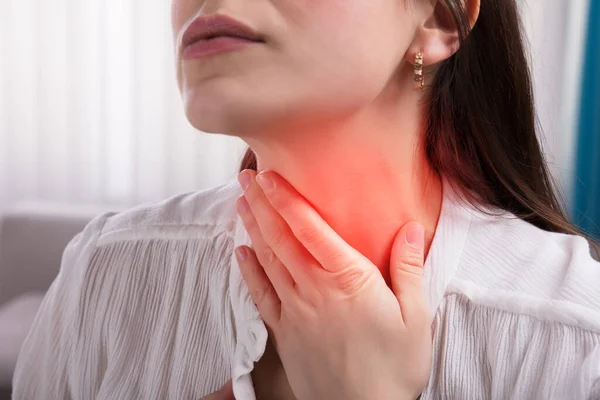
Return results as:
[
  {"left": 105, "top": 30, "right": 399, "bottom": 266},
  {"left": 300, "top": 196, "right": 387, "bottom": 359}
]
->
[{"left": 238, "top": 0, "right": 600, "bottom": 255}]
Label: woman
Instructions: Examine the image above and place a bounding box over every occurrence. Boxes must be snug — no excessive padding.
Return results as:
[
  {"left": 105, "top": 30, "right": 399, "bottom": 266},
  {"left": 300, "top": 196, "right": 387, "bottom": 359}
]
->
[{"left": 13, "top": 0, "right": 600, "bottom": 398}]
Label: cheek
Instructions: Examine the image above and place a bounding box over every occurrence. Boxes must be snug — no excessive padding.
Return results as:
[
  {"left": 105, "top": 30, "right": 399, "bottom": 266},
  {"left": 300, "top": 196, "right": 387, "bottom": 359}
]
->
[
  {"left": 297, "top": 1, "right": 406, "bottom": 64},
  {"left": 292, "top": 6, "right": 406, "bottom": 94}
]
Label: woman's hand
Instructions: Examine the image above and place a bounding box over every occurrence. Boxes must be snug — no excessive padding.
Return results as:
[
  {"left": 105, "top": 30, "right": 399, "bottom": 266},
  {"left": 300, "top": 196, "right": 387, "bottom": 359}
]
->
[{"left": 235, "top": 169, "right": 432, "bottom": 400}]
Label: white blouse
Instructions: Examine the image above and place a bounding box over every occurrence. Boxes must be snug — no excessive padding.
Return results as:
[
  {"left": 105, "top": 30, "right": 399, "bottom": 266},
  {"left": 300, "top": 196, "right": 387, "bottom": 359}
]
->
[{"left": 12, "top": 176, "right": 600, "bottom": 399}]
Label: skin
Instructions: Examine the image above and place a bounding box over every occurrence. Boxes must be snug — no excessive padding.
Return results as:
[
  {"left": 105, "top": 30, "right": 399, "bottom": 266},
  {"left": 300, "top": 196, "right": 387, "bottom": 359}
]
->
[
  {"left": 172, "top": 0, "right": 480, "bottom": 397},
  {"left": 169, "top": 0, "right": 476, "bottom": 284},
  {"left": 203, "top": 170, "right": 433, "bottom": 400},
  {"left": 235, "top": 170, "right": 432, "bottom": 399}
]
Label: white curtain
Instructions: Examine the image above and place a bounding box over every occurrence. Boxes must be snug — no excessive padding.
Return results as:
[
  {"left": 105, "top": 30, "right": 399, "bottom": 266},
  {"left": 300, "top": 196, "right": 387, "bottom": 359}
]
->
[
  {"left": 521, "top": 0, "right": 590, "bottom": 210},
  {"left": 0, "top": 0, "right": 247, "bottom": 213},
  {"left": 0, "top": 0, "right": 588, "bottom": 214}
]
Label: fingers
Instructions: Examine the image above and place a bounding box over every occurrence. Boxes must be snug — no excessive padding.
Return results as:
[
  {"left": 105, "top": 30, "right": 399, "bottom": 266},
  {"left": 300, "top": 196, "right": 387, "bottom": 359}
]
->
[
  {"left": 202, "top": 379, "right": 235, "bottom": 400},
  {"left": 389, "top": 222, "right": 430, "bottom": 327},
  {"left": 235, "top": 245, "right": 281, "bottom": 327},
  {"left": 236, "top": 194, "right": 297, "bottom": 303},
  {"left": 238, "top": 170, "right": 319, "bottom": 289},
  {"left": 250, "top": 170, "right": 363, "bottom": 274}
]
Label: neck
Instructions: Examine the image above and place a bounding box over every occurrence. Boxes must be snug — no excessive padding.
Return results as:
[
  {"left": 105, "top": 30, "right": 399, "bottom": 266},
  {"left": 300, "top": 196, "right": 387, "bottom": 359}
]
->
[{"left": 244, "top": 90, "right": 443, "bottom": 285}]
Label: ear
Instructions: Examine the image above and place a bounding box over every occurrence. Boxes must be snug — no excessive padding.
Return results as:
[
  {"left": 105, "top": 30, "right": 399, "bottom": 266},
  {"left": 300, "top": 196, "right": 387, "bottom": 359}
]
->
[{"left": 406, "top": 0, "right": 480, "bottom": 67}]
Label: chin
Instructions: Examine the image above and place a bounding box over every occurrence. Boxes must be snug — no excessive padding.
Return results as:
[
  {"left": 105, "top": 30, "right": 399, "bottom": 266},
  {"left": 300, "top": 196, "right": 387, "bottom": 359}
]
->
[
  {"left": 184, "top": 104, "right": 234, "bottom": 135},
  {"left": 182, "top": 85, "right": 298, "bottom": 137},
  {"left": 181, "top": 84, "right": 244, "bottom": 134},
  {"left": 182, "top": 97, "right": 271, "bottom": 137}
]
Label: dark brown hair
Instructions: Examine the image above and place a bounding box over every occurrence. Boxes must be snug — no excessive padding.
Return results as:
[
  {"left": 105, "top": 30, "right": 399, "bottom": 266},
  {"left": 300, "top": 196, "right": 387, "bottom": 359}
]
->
[{"left": 239, "top": 0, "right": 600, "bottom": 256}]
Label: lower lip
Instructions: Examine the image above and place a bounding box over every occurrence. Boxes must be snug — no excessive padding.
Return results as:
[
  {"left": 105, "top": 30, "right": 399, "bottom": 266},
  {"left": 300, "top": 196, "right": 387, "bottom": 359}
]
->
[{"left": 183, "top": 36, "right": 260, "bottom": 60}]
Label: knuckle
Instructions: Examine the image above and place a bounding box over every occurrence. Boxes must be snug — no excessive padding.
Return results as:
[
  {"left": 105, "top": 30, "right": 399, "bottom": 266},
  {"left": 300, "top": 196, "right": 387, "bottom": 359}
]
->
[
  {"left": 265, "top": 227, "right": 286, "bottom": 247},
  {"left": 252, "top": 286, "right": 265, "bottom": 305},
  {"left": 331, "top": 267, "right": 371, "bottom": 294},
  {"left": 253, "top": 284, "right": 273, "bottom": 307},
  {"left": 398, "top": 254, "right": 424, "bottom": 274},
  {"left": 260, "top": 247, "right": 277, "bottom": 266},
  {"left": 296, "top": 224, "right": 323, "bottom": 246}
]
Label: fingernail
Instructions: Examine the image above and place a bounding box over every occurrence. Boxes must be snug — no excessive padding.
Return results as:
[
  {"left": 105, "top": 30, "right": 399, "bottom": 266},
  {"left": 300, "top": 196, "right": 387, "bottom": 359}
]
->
[
  {"left": 256, "top": 172, "right": 275, "bottom": 192},
  {"left": 235, "top": 246, "right": 247, "bottom": 261},
  {"left": 238, "top": 171, "right": 251, "bottom": 191},
  {"left": 406, "top": 223, "right": 424, "bottom": 250}
]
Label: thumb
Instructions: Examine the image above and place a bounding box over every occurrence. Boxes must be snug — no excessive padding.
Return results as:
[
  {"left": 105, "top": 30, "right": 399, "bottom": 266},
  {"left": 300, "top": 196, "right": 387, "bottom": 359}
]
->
[
  {"left": 389, "top": 222, "right": 429, "bottom": 326},
  {"left": 202, "top": 380, "right": 235, "bottom": 400}
]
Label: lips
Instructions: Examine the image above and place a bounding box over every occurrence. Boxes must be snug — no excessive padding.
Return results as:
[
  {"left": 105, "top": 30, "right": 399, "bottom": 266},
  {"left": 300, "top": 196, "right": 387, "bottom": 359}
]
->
[{"left": 181, "top": 13, "right": 264, "bottom": 52}]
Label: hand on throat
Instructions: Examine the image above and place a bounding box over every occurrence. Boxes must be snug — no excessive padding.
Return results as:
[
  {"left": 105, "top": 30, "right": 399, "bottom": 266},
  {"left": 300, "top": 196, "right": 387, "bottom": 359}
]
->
[{"left": 243, "top": 106, "right": 443, "bottom": 286}]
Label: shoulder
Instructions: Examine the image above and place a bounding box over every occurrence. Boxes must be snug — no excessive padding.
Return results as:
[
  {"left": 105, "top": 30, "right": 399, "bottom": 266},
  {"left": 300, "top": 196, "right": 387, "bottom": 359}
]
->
[
  {"left": 435, "top": 206, "right": 600, "bottom": 397},
  {"left": 13, "top": 181, "right": 243, "bottom": 398},
  {"left": 96, "top": 179, "right": 243, "bottom": 245},
  {"left": 63, "top": 179, "right": 244, "bottom": 334},
  {"left": 53, "top": 178, "right": 244, "bottom": 294},
  {"left": 450, "top": 204, "right": 600, "bottom": 331}
]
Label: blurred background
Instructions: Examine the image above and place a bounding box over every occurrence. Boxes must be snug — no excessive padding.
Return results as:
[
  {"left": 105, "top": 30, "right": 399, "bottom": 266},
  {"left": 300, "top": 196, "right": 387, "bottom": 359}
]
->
[{"left": 0, "top": 0, "right": 598, "bottom": 395}]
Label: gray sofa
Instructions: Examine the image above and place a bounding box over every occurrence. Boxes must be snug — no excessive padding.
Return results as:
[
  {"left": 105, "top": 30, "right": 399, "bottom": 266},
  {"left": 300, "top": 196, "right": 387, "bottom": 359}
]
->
[{"left": 0, "top": 202, "right": 116, "bottom": 398}]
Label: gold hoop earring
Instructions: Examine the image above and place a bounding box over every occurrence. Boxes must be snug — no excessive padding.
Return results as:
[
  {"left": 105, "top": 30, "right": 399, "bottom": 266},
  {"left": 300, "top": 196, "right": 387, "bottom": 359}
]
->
[{"left": 414, "top": 52, "right": 424, "bottom": 90}]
